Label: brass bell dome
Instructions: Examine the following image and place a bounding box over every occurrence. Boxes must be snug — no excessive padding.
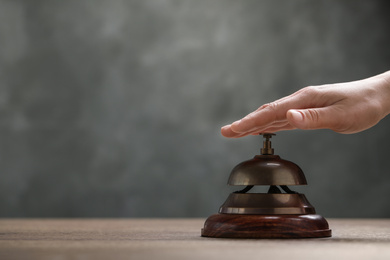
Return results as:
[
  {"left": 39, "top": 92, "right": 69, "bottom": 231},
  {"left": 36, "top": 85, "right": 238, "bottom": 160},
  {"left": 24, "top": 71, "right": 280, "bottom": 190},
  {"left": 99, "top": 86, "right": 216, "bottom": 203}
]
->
[{"left": 228, "top": 134, "right": 307, "bottom": 186}]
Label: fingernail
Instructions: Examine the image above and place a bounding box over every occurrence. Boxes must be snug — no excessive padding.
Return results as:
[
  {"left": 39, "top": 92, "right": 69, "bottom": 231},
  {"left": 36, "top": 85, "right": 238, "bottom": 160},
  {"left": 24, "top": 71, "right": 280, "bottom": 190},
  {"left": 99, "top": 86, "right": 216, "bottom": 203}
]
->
[
  {"left": 221, "top": 124, "right": 231, "bottom": 130},
  {"left": 232, "top": 119, "right": 241, "bottom": 125},
  {"left": 289, "top": 110, "right": 303, "bottom": 122}
]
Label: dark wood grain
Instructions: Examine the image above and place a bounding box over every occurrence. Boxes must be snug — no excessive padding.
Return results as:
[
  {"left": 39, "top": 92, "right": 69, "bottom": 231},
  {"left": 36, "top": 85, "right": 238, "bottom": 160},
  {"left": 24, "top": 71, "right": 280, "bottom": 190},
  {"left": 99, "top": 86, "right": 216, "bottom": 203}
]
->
[{"left": 202, "top": 214, "right": 331, "bottom": 238}]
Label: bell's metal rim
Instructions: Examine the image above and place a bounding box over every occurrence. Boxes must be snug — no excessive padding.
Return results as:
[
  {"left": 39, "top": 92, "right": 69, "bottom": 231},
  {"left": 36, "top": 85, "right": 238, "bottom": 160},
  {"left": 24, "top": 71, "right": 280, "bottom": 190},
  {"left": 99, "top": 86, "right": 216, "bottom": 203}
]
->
[
  {"left": 219, "top": 193, "right": 316, "bottom": 215},
  {"left": 219, "top": 207, "right": 316, "bottom": 215}
]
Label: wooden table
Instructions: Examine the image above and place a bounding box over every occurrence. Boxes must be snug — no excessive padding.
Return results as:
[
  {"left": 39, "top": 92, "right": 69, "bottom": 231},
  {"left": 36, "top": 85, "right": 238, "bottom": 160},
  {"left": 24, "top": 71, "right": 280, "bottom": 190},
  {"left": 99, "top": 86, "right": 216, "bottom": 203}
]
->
[{"left": 1, "top": 218, "right": 390, "bottom": 260}]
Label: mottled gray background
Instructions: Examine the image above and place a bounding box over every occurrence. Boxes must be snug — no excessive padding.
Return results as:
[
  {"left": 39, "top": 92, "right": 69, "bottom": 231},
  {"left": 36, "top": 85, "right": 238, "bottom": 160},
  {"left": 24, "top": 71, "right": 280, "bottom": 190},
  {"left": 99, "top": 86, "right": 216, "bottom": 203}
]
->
[{"left": 0, "top": 0, "right": 390, "bottom": 218}]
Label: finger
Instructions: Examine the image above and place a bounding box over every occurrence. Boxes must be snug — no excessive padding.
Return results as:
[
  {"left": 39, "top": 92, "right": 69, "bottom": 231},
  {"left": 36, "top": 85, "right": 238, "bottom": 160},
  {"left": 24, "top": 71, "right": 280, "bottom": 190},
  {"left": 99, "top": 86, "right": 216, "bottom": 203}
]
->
[
  {"left": 249, "top": 123, "right": 296, "bottom": 135},
  {"left": 230, "top": 93, "right": 314, "bottom": 134},
  {"left": 287, "top": 106, "right": 345, "bottom": 131},
  {"left": 221, "top": 125, "right": 252, "bottom": 138},
  {"left": 221, "top": 124, "right": 237, "bottom": 137},
  {"left": 228, "top": 120, "right": 293, "bottom": 138},
  {"left": 243, "top": 120, "right": 291, "bottom": 135},
  {"left": 253, "top": 88, "right": 307, "bottom": 113}
]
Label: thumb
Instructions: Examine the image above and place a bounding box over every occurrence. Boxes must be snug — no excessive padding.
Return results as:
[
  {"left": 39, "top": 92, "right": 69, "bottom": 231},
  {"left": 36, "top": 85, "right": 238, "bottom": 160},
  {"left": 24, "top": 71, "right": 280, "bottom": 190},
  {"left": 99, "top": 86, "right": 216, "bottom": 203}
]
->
[{"left": 287, "top": 108, "right": 341, "bottom": 130}]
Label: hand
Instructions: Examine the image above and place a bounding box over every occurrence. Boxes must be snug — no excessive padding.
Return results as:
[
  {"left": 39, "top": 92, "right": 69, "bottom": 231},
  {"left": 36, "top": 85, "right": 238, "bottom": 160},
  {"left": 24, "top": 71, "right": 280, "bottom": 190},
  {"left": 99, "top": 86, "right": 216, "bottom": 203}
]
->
[{"left": 221, "top": 71, "right": 390, "bottom": 137}]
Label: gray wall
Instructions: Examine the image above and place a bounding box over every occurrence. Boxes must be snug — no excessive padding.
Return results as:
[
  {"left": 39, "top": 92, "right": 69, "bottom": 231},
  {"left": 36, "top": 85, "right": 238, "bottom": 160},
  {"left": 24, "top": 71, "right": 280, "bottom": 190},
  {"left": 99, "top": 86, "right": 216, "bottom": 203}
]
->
[{"left": 1, "top": 0, "right": 390, "bottom": 218}]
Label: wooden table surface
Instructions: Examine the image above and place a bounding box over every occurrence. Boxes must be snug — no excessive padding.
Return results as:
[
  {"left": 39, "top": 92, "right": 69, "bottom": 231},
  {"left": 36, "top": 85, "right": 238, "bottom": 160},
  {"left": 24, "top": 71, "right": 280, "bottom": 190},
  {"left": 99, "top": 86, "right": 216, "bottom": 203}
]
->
[{"left": 1, "top": 218, "right": 390, "bottom": 260}]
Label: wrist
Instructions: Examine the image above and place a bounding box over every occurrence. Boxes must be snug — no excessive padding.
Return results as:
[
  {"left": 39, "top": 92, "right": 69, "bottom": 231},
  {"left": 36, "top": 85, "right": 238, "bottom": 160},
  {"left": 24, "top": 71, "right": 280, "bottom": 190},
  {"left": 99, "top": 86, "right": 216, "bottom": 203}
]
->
[{"left": 376, "top": 70, "right": 390, "bottom": 117}]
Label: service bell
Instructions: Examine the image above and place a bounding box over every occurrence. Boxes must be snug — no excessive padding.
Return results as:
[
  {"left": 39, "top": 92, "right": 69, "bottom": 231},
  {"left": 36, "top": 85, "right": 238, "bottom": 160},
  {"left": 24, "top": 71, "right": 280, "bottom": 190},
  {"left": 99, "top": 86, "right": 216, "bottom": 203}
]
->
[{"left": 201, "top": 133, "right": 331, "bottom": 238}]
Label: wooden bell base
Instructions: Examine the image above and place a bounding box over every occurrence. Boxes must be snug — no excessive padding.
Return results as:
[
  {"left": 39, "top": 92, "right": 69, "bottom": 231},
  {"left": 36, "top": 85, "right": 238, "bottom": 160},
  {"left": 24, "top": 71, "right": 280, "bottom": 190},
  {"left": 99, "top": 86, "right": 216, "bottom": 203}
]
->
[{"left": 201, "top": 214, "right": 331, "bottom": 238}]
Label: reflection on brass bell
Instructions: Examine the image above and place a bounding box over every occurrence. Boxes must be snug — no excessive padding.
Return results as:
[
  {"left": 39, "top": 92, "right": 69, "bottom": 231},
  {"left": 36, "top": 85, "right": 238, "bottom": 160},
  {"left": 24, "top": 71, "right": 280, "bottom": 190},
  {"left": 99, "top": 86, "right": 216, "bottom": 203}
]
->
[{"left": 201, "top": 133, "right": 331, "bottom": 238}]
